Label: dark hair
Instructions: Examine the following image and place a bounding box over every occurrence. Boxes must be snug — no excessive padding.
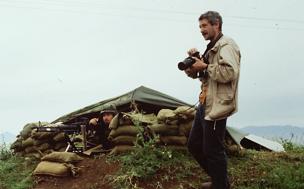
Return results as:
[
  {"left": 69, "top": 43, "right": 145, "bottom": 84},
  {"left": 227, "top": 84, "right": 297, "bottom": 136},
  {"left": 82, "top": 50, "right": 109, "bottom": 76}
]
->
[{"left": 198, "top": 11, "right": 223, "bottom": 31}]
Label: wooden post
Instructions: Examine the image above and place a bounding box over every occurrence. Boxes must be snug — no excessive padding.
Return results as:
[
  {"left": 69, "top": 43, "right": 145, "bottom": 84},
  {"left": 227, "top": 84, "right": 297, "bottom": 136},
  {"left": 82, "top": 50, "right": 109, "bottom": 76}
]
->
[{"left": 81, "top": 125, "right": 87, "bottom": 151}]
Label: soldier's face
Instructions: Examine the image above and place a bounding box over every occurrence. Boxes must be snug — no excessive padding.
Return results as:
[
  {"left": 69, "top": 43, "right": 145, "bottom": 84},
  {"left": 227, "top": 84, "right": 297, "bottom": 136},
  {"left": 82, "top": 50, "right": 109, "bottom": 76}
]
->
[
  {"left": 199, "top": 19, "right": 218, "bottom": 41},
  {"left": 102, "top": 113, "right": 114, "bottom": 125}
]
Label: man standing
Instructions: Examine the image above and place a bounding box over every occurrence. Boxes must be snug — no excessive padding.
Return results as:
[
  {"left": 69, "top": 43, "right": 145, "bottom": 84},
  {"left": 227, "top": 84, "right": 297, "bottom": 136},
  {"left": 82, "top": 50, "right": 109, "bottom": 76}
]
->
[{"left": 186, "top": 11, "right": 241, "bottom": 189}]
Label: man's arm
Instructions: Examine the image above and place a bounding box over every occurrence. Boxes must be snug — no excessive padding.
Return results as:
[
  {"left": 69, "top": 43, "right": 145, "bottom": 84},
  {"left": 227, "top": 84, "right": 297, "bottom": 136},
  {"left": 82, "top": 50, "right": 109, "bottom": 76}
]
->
[{"left": 207, "top": 44, "right": 240, "bottom": 83}]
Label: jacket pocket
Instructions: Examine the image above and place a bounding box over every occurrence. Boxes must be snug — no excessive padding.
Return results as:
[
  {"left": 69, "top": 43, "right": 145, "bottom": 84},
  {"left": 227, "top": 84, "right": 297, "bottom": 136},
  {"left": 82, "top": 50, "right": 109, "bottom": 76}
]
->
[
  {"left": 217, "top": 83, "right": 233, "bottom": 100},
  {"left": 209, "top": 83, "right": 235, "bottom": 120},
  {"left": 209, "top": 99, "right": 235, "bottom": 120}
]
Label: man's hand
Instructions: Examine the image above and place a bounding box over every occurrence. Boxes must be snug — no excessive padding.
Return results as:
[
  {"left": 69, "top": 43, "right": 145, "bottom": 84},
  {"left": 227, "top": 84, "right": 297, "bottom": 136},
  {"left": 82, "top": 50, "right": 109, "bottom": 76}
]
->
[
  {"left": 184, "top": 57, "right": 208, "bottom": 79},
  {"left": 187, "top": 48, "right": 198, "bottom": 56},
  {"left": 191, "top": 57, "right": 208, "bottom": 71}
]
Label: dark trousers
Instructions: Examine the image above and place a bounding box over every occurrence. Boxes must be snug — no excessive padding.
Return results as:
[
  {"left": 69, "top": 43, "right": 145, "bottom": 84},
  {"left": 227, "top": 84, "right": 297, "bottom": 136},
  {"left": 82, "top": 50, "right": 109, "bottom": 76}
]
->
[{"left": 187, "top": 104, "right": 229, "bottom": 189}]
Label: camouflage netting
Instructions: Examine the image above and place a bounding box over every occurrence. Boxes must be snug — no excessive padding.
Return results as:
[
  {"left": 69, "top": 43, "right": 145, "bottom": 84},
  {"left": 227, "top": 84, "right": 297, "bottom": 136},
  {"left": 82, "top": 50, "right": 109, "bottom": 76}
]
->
[{"left": 10, "top": 122, "right": 70, "bottom": 158}]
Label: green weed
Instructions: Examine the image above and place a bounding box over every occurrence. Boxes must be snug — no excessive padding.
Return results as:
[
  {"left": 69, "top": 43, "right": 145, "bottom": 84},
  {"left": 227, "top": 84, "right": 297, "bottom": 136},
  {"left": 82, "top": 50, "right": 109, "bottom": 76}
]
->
[{"left": 0, "top": 144, "right": 38, "bottom": 189}]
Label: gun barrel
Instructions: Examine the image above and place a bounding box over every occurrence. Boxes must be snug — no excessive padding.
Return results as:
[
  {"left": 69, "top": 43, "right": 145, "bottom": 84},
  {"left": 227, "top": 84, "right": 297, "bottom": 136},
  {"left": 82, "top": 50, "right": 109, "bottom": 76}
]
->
[{"left": 33, "top": 124, "right": 82, "bottom": 133}]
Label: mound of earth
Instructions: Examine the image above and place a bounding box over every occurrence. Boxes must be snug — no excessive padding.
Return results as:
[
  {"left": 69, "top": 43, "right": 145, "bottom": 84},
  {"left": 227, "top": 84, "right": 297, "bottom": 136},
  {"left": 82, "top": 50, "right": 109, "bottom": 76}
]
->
[
  {"left": 34, "top": 155, "right": 119, "bottom": 189},
  {"left": 33, "top": 154, "right": 203, "bottom": 189}
]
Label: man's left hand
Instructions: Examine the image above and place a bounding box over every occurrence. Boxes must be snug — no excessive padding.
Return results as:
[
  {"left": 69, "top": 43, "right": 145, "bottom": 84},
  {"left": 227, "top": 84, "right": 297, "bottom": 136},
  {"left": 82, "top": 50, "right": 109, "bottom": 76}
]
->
[{"left": 191, "top": 57, "right": 208, "bottom": 71}]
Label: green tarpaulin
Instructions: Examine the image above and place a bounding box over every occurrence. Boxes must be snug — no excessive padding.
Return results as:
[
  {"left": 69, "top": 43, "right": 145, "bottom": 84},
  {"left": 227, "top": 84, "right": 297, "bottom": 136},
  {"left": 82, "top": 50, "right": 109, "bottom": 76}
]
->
[
  {"left": 52, "top": 86, "right": 191, "bottom": 124},
  {"left": 51, "top": 85, "right": 284, "bottom": 152}
]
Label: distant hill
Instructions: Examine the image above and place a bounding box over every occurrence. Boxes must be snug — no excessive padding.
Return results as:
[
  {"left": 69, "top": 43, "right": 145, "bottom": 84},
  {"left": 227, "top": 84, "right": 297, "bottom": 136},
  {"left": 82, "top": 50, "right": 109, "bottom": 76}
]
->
[
  {"left": 0, "top": 132, "right": 16, "bottom": 145},
  {"left": 241, "top": 125, "right": 304, "bottom": 145}
]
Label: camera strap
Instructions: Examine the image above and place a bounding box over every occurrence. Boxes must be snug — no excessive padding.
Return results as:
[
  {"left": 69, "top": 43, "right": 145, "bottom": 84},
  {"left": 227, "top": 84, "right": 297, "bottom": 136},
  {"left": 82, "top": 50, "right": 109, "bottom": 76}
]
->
[
  {"left": 199, "top": 33, "right": 224, "bottom": 104},
  {"left": 202, "top": 32, "right": 223, "bottom": 63}
]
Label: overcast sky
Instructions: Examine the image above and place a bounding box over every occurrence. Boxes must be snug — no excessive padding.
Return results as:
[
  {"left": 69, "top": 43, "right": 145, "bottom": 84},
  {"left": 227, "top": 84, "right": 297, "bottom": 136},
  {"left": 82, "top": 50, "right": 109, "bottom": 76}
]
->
[{"left": 1, "top": 0, "right": 304, "bottom": 134}]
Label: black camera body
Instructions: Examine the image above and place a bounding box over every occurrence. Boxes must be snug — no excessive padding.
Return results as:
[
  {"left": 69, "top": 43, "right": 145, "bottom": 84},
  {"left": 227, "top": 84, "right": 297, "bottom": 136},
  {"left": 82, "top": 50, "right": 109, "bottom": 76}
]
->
[{"left": 178, "top": 51, "right": 200, "bottom": 70}]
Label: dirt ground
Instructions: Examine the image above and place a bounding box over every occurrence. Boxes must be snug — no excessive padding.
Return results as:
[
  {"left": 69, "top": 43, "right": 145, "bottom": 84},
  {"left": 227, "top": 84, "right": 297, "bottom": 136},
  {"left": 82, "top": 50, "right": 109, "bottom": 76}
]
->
[
  {"left": 34, "top": 155, "right": 119, "bottom": 189},
  {"left": 33, "top": 155, "right": 200, "bottom": 189}
]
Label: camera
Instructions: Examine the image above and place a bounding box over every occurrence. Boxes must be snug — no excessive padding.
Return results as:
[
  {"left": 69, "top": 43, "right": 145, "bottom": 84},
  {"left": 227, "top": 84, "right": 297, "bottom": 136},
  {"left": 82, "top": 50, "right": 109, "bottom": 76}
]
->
[{"left": 178, "top": 51, "right": 200, "bottom": 70}]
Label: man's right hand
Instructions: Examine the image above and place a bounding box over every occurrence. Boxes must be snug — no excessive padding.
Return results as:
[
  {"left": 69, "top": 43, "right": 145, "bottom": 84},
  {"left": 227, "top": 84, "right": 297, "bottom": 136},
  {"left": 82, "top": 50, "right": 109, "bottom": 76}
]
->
[{"left": 187, "top": 48, "right": 198, "bottom": 56}]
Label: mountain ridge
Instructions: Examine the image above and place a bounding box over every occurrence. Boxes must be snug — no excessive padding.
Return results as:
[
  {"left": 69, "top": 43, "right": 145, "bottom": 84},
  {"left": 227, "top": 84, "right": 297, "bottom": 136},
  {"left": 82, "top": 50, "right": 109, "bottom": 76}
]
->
[{"left": 240, "top": 125, "right": 304, "bottom": 145}]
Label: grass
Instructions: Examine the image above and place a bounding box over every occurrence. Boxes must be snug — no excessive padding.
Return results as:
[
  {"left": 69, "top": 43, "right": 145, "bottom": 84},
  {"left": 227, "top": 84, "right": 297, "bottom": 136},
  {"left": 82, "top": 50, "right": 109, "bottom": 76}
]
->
[
  {"left": 228, "top": 142, "right": 304, "bottom": 189},
  {"left": 0, "top": 143, "right": 38, "bottom": 189},
  {"left": 106, "top": 124, "right": 209, "bottom": 189},
  {"left": 106, "top": 131, "right": 304, "bottom": 189},
  {"left": 2, "top": 130, "right": 304, "bottom": 189}
]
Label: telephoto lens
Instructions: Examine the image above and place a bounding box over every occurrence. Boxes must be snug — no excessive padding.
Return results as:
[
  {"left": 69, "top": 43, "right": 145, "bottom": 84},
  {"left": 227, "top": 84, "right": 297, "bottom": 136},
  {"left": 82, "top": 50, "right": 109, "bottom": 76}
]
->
[{"left": 178, "top": 51, "right": 200, "bottom": 70}]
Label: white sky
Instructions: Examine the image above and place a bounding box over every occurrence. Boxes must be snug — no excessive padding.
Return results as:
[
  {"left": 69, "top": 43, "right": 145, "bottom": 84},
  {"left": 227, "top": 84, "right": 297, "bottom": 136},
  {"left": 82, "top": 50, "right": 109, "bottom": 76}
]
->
[{"left": 1, "top": 0, "right": 304, "bottom": 134}]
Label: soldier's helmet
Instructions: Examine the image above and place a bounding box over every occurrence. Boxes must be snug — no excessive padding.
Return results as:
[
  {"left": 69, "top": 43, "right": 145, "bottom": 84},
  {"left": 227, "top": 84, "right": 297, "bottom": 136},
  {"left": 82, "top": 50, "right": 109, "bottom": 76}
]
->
[{"left": 100, "top": 104, "right": 117, "bottom": 116}]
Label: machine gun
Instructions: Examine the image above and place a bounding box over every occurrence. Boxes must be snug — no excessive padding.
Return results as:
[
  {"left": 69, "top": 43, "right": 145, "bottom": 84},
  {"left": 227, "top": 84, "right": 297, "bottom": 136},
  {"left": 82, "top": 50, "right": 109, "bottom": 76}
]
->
[{"left": 33, "top": 121, "right": 88, "bottom": 153}]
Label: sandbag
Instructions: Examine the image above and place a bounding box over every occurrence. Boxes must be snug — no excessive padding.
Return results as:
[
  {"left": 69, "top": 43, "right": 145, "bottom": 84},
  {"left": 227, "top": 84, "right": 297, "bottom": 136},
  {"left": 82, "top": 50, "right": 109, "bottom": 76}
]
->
[
  {"left": 226, "top": 145, "right": 244, "bottom": 156},
  {"left": 25, "top": 152, "right": 42, "bottom": 159},
  {"left": 24, "top": 146, "right": 37, "bottom": 153},
  {"left": 15, "top": 151, "right": 25, "bottom": 156},
  {"left": 148, "top": 124, "right": 180, "bottom": 136},
  {"left": 31, "top": 130, "right": 55, "bottom": 140},
  {"left": 178, "top": 121, "right": 193, "bottom": 137},
  {"left": 42, "top": 149, "right": 54, "bottom": 155},
  {"left": 157, "top": 109, "right": 176, "bottom": 122},
  {"left": 174, "top": 106, "right": 196, "bottom": 119},
  {"left": 109, "top": 145, "right": 134, "bottom": 155},
  {"left": 20, "top": 123, "right": 37, "bottom": 139},
  {"left": 119, "top": 114, "right": 134, "bottom": 126},
  {"left": 109, "top": 114, "right": 119, "bottom": 129},
  {"left": 20, "top": 122, "right": 48, "bottom": 139},
  {"left": 33, "top": 139, "right": 49, "bottom": 146},
  {"left": 108, "top": 125, "right": 142, "bottom": 140},
  {"left": 37, "top": 143, "right": 51, "bottom": 151},
  {"left": 53, "top": 132, "right": 66, "bottom": 142},
  {"left": 164, "top": 119, "right": 179, "bottom": 125},
  {"left": 10, "top": 139, "right": 23, "bottom": 150},
  {"left": 21, "top": 137, "right": 35, "bottom": 148},
  {"left": 54, "top": 142, "right": 67, "bottom": 151},
  {"left": 41, "top": 152, "right": 83, "bottom": 163},
  {"left": 160, "top": 136, "right": 187, "bottom": 146},
  {"left": 33, "top": 161, "right": 72, "bottom": 177},
  {"left": 57, "top": 147, "right": 67, "bottom": 152},
  {"left": 112, "top": 136, "right": 137, "bottom": 145}
]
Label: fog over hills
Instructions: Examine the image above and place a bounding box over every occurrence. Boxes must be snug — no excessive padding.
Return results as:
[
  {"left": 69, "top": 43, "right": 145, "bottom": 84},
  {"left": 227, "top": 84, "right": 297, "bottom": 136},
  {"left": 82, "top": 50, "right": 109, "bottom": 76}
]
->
[
  {"left": 0, "top": 132, "right": 16, "bottom": 145},
  {"left": 241, "top": 125, "right": 304, "bottom": 145}
]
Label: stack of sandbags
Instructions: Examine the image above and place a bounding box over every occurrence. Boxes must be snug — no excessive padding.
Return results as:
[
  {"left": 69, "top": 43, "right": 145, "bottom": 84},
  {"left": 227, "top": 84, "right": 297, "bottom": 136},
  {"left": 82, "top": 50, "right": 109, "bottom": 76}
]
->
[
  {"left": 173, "top": 106, "right": 196, "bottom": 120},
  {"left": 108, "top": 112, "right": 158, "bottom": 155},
  {"left": 10, "top": 122, "right": 70, "bottom": 158},
  {"left": 108, "top": 107, "right": 195, "bottom": 154},
  {"left": 148, "top": 122, "right": 188, "bottom": 150},
  {"left": 33, "top": 152, "right": 83, "bottom": 177},
  {"left": 173, "top": 106, "right": 195, "bottom": 138},
  {"left": 148, "top": 106, "right": 196, "bottom": 150},
  {"left": 108, "top": 125, "right": 142, "bottom": 155},
  {"left": 10, "top": 122, "right": 50, "bottom": 158}
]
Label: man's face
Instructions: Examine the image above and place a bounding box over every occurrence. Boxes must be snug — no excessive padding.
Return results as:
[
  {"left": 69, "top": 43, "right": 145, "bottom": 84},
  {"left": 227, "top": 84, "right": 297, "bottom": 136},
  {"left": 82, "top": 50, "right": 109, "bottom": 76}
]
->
[
  {"left": 199, "top": 19, "right": 218, "bottom": 41},
  {"left": 102, "top": 113, "right": 114, "bottom": 125}
]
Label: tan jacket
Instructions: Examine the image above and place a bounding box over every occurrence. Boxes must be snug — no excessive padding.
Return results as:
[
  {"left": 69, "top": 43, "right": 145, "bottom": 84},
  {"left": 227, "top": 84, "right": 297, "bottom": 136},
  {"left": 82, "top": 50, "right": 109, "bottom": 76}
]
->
[{"left": 202, "top": 35, "right": 241, "bottom": 120}]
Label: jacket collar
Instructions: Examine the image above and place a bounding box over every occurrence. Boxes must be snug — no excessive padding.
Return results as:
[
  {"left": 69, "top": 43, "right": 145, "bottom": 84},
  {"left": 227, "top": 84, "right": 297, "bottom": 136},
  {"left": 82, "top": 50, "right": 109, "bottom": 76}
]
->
[{"left": 210, "top": 33, "right": 225, "bottom": 53}]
